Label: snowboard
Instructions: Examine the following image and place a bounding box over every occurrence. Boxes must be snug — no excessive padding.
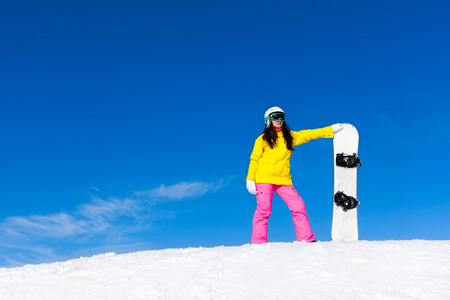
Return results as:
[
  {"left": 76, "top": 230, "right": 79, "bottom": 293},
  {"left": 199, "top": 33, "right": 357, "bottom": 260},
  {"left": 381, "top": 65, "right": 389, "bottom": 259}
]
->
[{"left": 332, "top": 123, "right": 360, "bottom": 241}]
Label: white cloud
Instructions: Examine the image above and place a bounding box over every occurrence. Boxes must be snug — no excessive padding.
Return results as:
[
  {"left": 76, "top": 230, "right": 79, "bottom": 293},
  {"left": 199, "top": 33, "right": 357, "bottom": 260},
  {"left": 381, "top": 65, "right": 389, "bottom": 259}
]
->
[
  {"left": 0, "top": 179, "right": 228, "bottom": 266},
  {"left": 136, "top": 179, "right": 225, "bottom": 202},
  {"left": 2, "top": 212, "right": 88, "bottom": 239},
  {"left": 79, "top": 197, "right": 142, "bottom": 223}
]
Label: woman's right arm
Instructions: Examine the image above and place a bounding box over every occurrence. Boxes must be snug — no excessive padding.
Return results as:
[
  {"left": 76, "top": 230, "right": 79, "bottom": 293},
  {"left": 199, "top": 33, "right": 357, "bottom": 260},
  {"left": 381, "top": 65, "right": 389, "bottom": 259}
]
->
[{"left": 246, "top": 136, "right": 264, "bottom": 182}]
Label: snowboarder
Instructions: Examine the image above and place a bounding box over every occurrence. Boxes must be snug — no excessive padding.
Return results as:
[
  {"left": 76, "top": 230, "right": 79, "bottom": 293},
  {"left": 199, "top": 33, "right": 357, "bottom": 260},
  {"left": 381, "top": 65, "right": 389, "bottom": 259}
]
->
[{"left": 246, "top": 106, "right": 343, "bottom": 243}]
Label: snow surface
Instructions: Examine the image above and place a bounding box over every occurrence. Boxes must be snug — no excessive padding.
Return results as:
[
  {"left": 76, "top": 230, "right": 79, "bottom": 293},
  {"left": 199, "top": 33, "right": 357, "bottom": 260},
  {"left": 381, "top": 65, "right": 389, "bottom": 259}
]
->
[{"left": 0, "top": 240, "right": 449, "bottom": 300}]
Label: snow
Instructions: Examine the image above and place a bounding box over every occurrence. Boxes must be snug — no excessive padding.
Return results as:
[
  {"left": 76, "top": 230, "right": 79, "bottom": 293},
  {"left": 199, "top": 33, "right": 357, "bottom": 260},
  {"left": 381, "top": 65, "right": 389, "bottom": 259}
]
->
[{"left": 0, "top": 240, "right": 449, "bottom": 300}]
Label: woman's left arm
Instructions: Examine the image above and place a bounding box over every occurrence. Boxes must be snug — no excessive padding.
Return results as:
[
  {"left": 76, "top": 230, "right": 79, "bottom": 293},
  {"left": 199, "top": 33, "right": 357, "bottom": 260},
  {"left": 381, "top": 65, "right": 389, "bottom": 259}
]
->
[{"left": 292, "top": 126, "right": 334, "bottom": 146}]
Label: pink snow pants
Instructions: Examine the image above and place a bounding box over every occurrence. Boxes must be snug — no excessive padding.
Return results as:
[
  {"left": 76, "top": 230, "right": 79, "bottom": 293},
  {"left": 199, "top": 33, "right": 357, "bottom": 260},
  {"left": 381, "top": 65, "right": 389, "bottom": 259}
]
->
[{"left": 251, "top": 183, "right": 316, "bottom": 244}]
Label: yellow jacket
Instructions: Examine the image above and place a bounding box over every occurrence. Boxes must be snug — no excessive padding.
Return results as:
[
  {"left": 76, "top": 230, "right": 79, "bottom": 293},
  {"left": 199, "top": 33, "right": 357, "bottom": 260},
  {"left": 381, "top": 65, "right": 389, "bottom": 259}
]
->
[{"left": 247, "top": 126, "right": 334, "bottom": 185}]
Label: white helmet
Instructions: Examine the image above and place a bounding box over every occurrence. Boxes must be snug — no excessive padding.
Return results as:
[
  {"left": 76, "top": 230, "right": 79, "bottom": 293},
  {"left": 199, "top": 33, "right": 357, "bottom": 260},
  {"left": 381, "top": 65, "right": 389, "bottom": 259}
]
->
[{"left": 264, "top": 106, "right": 285, "bottom": 127}]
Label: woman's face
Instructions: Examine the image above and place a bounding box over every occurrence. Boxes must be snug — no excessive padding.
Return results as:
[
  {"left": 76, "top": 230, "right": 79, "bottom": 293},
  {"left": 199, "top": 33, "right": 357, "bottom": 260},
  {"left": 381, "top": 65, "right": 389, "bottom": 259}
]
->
[{"left": 272, "top": 120, "right": 284, "bottom": 128}]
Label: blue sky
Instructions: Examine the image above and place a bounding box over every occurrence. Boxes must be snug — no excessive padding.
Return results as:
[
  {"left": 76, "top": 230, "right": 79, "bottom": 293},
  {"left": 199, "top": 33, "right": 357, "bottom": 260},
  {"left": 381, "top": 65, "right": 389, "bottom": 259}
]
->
[{"left": 1, "top": 1, "right": 449, "bottom": 267}]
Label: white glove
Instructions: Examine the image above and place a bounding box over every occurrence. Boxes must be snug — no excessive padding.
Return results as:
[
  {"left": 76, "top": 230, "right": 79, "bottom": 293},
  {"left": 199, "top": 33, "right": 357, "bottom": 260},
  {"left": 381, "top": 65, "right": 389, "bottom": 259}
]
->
[
  {"left": 331, "top": 123, "right": 344, "bottom": 134},
  {"left": 246, "top": 180, "right": 257, "bottom": 195}
]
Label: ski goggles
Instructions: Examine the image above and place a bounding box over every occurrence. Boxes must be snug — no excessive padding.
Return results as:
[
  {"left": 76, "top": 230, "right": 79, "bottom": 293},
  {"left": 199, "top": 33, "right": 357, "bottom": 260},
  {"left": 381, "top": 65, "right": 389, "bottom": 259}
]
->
[{"left": 264, "top": 112, "right": 286, "bottom": 122}]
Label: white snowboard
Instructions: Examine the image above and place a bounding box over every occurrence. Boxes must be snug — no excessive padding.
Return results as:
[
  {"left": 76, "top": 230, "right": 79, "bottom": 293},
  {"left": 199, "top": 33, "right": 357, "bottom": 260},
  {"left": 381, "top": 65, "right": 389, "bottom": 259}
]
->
[{"left": 332, "top": 123, "right": 359, "bottom": 241}]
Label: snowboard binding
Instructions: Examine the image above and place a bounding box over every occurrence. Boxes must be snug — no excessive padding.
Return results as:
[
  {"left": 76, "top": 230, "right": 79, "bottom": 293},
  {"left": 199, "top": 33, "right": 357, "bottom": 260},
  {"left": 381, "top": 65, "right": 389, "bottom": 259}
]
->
[
  {"left": 334, "top": 191, "right": 360, "bottom": 212},
  {"left": 336, "top": 153, "right": 361, "bottom": 168}
]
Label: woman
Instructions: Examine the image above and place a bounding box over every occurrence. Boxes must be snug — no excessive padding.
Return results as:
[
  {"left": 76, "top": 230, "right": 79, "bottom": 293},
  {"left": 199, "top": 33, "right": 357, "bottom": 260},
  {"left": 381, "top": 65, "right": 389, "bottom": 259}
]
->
[{"left": 246, "top": 106, "right": 343, "bottom": 243}]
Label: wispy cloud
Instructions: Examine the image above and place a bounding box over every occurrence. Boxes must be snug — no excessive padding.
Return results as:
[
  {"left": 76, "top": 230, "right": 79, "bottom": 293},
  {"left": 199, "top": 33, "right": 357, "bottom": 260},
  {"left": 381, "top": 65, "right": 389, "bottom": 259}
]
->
[
  {"left": 2, "top": 212, "right": 87, "bottom": 239},
  {"left": 0, "top": 179, "right": 227, "bottom": 267},
  {"left": 136, "top": 179, "right": 226, "bottom": 201}
]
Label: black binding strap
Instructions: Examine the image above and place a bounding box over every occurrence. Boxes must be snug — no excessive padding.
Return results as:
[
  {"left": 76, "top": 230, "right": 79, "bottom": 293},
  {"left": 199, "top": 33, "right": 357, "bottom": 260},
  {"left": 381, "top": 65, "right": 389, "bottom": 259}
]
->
[
  {"left": 336, "top": 153, "right": 361, "bottom": 168},
  {"left": 334, "top": 191, "right": 360, "bottom": 212}
]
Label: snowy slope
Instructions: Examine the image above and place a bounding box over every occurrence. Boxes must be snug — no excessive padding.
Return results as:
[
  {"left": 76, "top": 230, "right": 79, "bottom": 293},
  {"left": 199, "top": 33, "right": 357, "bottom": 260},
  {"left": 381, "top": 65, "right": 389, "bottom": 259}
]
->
[{"left": 0, "top": 240, "right": 449, "bottom": 300}]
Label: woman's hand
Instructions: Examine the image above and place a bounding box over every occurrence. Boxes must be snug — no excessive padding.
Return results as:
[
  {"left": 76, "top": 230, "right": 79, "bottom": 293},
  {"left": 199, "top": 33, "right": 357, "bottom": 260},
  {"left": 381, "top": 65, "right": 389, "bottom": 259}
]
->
[
  {"left": 246, "top": 180, "right": 257, "bottom": 195},
  {"left": 331, "top": 123, "right": 344, "bottom": 134}
]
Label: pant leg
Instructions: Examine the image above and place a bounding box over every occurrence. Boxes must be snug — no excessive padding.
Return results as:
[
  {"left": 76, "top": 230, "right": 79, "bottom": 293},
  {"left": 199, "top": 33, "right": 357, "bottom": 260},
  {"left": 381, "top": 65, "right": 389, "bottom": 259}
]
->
[
  {"left": 251, "top": 183, "right": 274, "bottom": 244},
  {"left": 274, "top": 185, "right": 316, "bottom": 242}
]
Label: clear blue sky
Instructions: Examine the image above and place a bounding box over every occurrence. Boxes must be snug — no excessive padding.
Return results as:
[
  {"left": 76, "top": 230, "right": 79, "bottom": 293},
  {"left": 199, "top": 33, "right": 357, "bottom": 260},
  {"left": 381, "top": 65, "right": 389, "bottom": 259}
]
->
[{"left": 1, "top": 1, "right": 449, "bottom": 267}]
